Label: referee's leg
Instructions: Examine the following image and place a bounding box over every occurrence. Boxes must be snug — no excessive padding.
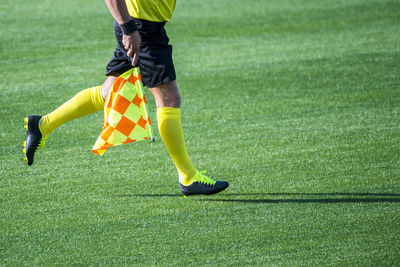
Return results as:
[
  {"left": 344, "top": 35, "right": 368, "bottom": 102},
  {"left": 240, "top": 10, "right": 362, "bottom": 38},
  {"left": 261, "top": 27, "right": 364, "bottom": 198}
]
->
[
  {"left": 149, "top": 80, "right": 197, "bottom": 184},
  {"left": 23, "top": 74, "right": 117, "bottom": 165},
  {"left": 151, "top": 80, "right": 229, "bottom": 195},
  {"left": 149, "top": 80, "right": 180, "bottom": 108}
]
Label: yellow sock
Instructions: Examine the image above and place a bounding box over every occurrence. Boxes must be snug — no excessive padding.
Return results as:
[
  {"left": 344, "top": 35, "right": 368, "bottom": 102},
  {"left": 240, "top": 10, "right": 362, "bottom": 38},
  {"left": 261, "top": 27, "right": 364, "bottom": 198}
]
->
[
  {"left": 39, "top": 86, "right": 104, "bottom": 136},
  {"left": 157, "top": 107, "right": 196, "bottom": 185}
]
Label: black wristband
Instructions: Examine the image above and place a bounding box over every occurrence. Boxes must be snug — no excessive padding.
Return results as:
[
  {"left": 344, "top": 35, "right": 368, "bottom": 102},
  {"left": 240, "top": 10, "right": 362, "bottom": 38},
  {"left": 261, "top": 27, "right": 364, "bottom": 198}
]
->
[{"left": 119, "top": 19, "right": 137, "bottom": 35}]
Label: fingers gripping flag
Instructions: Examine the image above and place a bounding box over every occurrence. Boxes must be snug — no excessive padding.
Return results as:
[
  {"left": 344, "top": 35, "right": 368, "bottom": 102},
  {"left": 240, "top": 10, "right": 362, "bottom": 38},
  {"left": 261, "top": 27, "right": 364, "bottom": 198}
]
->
[{"left": 92, "top": 68, "right": 154, "bottom": 155}]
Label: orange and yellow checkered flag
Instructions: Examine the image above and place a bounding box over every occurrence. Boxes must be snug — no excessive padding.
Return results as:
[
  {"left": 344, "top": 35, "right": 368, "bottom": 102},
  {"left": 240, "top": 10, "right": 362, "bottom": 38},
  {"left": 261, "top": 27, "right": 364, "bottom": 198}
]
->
[{"left": 92, "top": 68, "right": 154, "bottom": 155}]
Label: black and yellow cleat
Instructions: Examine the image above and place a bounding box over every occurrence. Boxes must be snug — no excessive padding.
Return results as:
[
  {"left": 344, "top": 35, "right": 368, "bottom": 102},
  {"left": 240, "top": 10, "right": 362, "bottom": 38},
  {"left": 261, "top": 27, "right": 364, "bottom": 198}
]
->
[
  {"left": 23, "top": 115, "right": 47, "bottom": 166},
  {"left": 179, "top": 171, "right": 229, "bottom": 197}
]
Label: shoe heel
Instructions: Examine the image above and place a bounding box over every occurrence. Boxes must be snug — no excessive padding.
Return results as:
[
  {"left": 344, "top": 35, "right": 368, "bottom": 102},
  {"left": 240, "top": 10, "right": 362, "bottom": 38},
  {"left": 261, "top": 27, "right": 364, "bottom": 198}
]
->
[{"left": 24, "top": 117, "right": 28, "bottom": 130}]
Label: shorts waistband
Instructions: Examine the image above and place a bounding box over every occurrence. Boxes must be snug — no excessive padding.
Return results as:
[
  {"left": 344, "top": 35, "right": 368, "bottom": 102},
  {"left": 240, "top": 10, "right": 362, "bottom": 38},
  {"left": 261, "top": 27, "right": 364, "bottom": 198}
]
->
[{"left": 132, "top": 17, "right": 166, "bottom": 27}]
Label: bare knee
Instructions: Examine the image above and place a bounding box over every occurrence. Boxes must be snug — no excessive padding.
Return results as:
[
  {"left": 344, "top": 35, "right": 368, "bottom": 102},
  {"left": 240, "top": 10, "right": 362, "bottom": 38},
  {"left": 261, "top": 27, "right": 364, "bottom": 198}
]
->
[
  {"left": 101, "top": 73, "right": 119, "bottom": 100},
  {"left": 150, "top": 80, "right": 181, "bottom": 108}
]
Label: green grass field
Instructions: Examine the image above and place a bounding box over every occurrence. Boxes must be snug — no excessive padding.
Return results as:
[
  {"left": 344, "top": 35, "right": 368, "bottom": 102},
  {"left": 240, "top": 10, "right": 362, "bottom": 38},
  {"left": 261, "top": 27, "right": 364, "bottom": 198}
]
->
[{"left": 1, "top": 0, "right": 400, "bottom": 265}]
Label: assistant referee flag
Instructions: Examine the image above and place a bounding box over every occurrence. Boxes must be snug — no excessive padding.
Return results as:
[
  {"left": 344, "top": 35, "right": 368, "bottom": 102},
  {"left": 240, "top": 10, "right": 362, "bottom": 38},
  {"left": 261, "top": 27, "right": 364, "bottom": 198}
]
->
[{"left": 92, "top": 68, "right": 154, "bottom": 155}]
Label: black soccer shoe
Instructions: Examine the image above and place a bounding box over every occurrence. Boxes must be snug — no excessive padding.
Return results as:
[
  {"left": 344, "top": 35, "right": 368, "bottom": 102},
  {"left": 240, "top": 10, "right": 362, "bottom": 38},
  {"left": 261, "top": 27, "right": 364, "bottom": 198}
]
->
[
  {"left": 23, "top": 115, "right": 45, "bottom": 166},
  {"left": 179, "top": 171, "right": 229, "bottom": 197}
]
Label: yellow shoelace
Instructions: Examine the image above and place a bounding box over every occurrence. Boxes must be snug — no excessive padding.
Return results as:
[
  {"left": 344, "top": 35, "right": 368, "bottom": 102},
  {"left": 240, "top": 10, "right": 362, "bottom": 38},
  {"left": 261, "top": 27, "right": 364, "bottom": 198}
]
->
[{"left": 193, "top": 171, "right": 216, "bottom": 185}]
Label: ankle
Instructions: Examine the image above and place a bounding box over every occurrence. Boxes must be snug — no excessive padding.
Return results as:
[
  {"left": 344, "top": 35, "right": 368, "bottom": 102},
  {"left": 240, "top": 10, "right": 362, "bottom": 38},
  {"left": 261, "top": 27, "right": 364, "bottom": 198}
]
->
[
  {"left": 38, "top": 117, "right": 49, "bottom": 136},
  {"left": 179, "top": 171, "right": 196, "bottom": 185}
]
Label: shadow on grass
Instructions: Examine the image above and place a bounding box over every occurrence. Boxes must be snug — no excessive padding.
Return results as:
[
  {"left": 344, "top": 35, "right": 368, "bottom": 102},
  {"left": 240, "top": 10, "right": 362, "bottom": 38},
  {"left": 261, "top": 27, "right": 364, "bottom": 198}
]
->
[
  {"left": 120, "top": 194, "right": 182, "bottom": 197},
  {"left": 119, "top": 192, "right": 400, "bottom": 204}
]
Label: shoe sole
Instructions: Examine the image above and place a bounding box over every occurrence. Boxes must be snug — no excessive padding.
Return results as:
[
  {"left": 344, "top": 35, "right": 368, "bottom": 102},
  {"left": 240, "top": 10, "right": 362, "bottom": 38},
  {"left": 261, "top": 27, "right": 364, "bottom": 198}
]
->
[
  {"left": 181, "top": 183, "right": 229, "bottom": 197},
  {"left": 183, "top": 194, "right": 216, "bottom": 198}
]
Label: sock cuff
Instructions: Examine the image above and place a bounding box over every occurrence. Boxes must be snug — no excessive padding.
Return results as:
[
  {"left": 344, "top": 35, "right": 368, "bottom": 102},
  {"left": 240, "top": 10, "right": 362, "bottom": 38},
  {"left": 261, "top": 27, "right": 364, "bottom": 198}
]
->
[
  {"left": 157, "top": 107, "right": 180, "bottom": 120},
  {"left": 90, "top": 86, "right": 104, "bottom": 111}
]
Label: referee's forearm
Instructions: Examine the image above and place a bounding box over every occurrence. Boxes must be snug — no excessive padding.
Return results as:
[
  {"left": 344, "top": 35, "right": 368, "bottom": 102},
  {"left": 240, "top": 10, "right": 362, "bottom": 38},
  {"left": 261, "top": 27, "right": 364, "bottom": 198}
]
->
[{"left": 105, "top": 0, "right": 132, "bottom": 24}]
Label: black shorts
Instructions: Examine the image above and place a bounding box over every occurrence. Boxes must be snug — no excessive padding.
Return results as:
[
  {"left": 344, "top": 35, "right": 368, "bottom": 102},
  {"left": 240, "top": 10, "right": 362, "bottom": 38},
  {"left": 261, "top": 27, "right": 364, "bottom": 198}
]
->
[{"left": 105, "top": 18, "right": 176, "bottom": 88}]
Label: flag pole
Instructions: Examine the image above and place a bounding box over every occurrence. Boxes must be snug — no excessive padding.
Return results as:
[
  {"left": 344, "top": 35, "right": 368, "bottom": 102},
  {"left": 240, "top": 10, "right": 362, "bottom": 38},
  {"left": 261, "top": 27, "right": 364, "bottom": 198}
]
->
[{"left": 135, "top": 68, "right": 155, "bottom": 142}]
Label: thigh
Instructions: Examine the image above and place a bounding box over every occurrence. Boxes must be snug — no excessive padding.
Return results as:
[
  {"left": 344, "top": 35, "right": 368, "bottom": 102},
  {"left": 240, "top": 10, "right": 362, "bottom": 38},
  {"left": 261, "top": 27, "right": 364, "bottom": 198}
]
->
[{"left": 135, "top": 19, "right": 176, "bottom": 88}]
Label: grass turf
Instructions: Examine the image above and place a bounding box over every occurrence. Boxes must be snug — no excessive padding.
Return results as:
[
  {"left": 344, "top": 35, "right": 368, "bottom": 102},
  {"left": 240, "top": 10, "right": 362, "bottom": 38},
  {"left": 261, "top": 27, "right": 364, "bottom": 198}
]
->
[{"left": 1, "top": 0, "right": 400, "bottom": 265}]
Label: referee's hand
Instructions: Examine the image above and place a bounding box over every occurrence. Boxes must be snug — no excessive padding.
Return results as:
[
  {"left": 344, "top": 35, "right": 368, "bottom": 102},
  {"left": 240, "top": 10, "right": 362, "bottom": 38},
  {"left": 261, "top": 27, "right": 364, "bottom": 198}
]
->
[{"left": 123, "top": 30, "right": 141, "bottom": 66}]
